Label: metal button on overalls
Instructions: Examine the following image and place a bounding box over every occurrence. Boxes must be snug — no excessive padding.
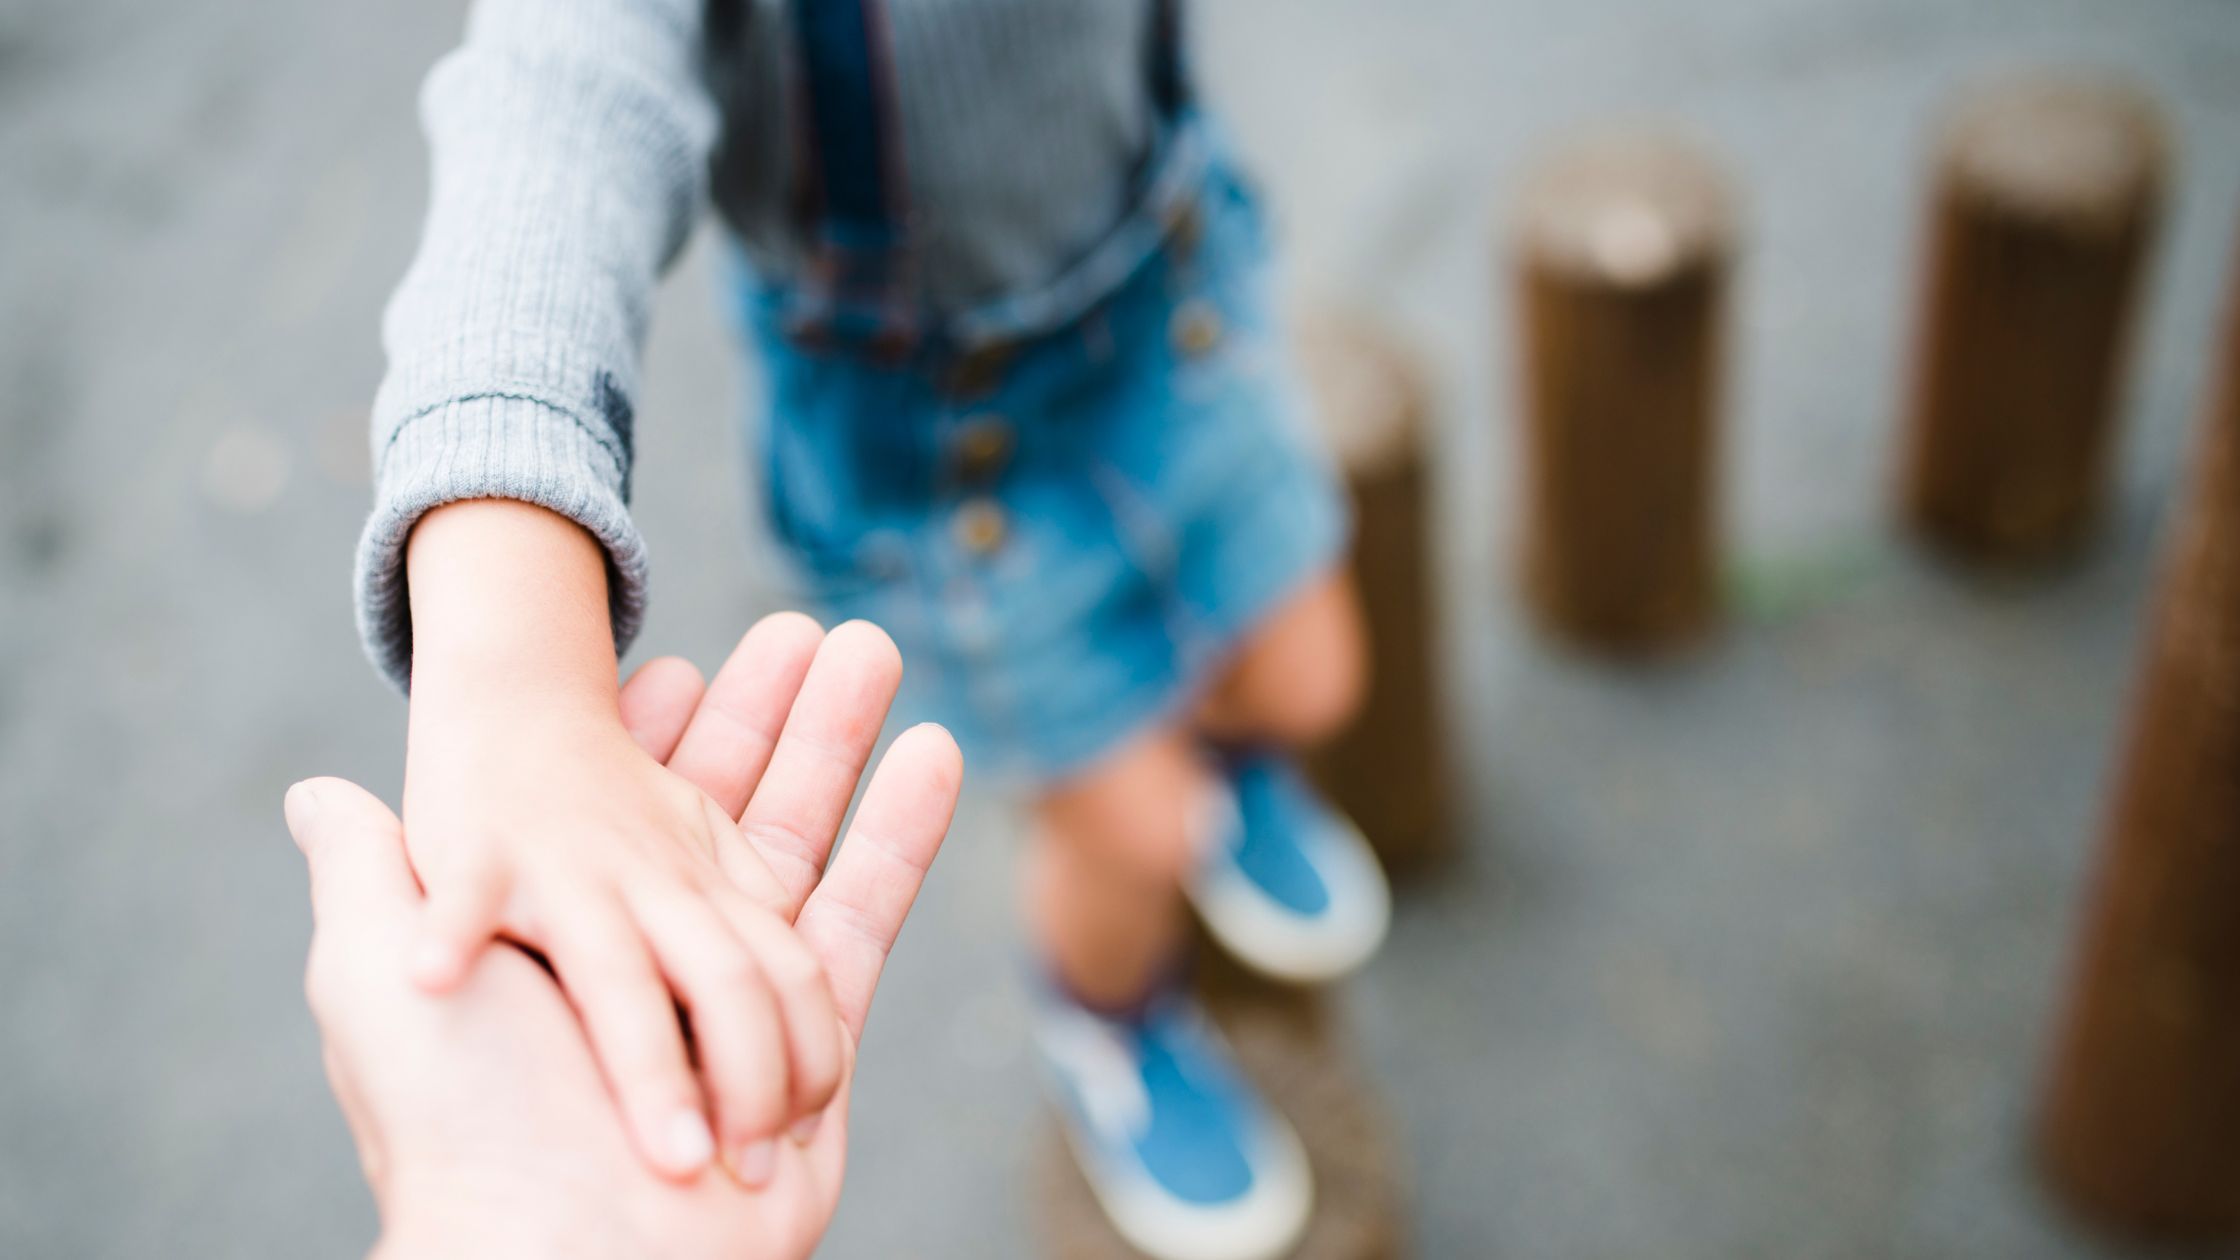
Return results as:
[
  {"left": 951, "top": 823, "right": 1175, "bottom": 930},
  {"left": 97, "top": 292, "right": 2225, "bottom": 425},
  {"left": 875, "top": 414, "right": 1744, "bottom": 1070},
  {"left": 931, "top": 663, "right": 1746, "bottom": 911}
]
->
[
  {"left": 1170, "top": 298, "right": 1223, "bottom": 358},
  {"left": 1165, "top": 201, "right": 1205, "bottom": 261},
  {"left": 951, "top": 413, "right": 1015, "bottom": 484},
  {"left": 944, "top": 343, "right": 1014, "bottom": 399},
  {"left": 952, "top": 497, "right": 1008, "bottom": 555}
]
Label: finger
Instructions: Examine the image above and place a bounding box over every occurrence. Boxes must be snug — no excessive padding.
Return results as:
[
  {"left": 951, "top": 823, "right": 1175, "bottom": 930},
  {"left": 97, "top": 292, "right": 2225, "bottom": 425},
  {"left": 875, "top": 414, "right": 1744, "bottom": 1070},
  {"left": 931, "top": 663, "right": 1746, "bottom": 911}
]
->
[
  {"left": 408, "top": 854, "right": 512, "bottom": 993},
  {"left": 696, "top": 793, "right": 791, "bottom": 912},
  {"left": 735, "top": 620, "right": 904, "bottom": 914},
  {"left": 794, "top": 724, "right": 962, "bottom": 1042},
  {"left": 619, "top": 656, "right": 707, "bottom": 762},
  {"left": 703, "top": 878, "right": 842, "bottom": 1143},
  {"left": 285, "top": 778, "right": 419, "bottom": 936},
  {"left": 665, "top": 612, "right": 826, "bottom": 815},
  {"left": 713, "top": 885, "right": 845, "bottom": 1147},
  {"left": 624, "top": 882, "right": 791, "bottom": 1186},
  {"left": 542, "top": 890, "right": 716, "bottom": 1181}
]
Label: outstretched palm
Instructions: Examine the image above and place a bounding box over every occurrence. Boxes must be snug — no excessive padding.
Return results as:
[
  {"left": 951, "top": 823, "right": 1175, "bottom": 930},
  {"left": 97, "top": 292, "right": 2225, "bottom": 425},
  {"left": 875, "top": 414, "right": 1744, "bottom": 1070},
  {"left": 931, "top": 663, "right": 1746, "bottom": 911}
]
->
[
  {"left": 296, "top": 615, "right": 961, "bottom": 1260},
  {"left": 612, "top": 614, "right": 964, "bottom": 1250}
]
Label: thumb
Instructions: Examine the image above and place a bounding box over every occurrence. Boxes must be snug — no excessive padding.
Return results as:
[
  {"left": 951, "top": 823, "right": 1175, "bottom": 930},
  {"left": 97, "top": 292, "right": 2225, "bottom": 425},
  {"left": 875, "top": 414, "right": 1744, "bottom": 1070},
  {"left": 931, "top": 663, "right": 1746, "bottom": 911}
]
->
[{"left": 284, "top": 777, "right": 421, "bottom": 933}]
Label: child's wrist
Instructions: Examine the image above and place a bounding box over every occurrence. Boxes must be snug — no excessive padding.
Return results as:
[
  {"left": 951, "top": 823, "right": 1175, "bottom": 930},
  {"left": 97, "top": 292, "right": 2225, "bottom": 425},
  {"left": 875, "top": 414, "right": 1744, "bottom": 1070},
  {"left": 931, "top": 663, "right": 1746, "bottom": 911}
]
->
[
  {"left": 403, "top": 498, "right": 622, "bottom": 711},
  {"left": 408, "top": 647, "right": 618, "bottom": 729}
]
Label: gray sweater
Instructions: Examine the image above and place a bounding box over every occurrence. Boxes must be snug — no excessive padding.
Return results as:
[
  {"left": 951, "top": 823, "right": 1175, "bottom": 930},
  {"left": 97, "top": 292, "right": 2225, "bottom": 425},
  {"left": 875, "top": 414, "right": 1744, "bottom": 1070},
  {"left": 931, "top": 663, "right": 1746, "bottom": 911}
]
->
[{"left": 357, "top": 0, "right": 1163, "bottom": 688}]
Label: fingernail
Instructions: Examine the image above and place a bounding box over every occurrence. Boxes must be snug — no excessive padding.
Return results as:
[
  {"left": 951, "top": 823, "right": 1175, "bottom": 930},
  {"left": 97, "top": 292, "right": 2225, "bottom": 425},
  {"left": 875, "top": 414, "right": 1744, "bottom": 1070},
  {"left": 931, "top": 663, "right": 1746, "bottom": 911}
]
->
[
  {"left": 789, "top": 1112, "right": 822, "bottom": 1146},
  {"left": 728, "top": 1139, "right": 776, "bottom": 1187},
  {"left": 665, "top": 1109, "right": 715, "bottom": 1171},
  {"left": 283, "top": 780, "right": 321, "bottom": 831}
]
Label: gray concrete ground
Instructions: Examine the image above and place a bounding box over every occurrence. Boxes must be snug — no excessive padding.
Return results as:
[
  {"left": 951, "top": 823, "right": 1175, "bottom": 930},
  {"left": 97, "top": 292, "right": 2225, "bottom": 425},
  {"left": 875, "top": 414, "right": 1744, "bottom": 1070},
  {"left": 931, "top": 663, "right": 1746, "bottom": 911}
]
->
[{"left": 3, "top": 0, "right": 2238, "bottom": 1256}]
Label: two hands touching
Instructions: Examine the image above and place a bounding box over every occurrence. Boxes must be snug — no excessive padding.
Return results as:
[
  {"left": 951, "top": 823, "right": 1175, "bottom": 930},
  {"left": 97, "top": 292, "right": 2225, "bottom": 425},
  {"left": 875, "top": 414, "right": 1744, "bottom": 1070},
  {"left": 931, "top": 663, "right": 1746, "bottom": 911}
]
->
[{"left": 292, "top": 603, "right": 962, "bottom": 1259}]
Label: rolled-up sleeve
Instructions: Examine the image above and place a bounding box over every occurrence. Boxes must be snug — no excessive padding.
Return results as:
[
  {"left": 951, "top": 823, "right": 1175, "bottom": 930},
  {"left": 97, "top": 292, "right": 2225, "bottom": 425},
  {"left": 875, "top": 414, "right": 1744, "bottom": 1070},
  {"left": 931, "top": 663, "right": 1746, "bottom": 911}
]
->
[{"left": 355, "top": 0, "right": 718, "bottom": 690}]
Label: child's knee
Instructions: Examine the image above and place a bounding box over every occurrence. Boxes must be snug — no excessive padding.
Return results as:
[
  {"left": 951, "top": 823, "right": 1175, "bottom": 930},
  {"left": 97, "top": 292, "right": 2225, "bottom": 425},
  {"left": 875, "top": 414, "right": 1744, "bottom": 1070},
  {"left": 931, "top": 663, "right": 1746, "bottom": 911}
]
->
[
  {"left": 1241, "top": 640, "right": 1366, "bottom": 747},
  {"left": 1032, "top": 728, "right": 1210, "bottom": 887},
  {"left": 1202, "top": 577, "right": 1371, "bottom": 747}
]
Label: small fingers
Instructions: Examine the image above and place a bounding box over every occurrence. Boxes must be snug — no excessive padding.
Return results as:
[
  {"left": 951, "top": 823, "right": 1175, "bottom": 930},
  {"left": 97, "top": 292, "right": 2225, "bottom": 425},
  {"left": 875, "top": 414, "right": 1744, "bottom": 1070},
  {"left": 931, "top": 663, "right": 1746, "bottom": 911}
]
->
[
  {"left": 795, "top": 723, "right": 962, "bottom": 1042},
  {"left": 619, "top": 656, "right": 708, "bottom": 762},
  {"left": 543, "top": 891, "right": 715, "bottom": 1181},
  {"left": 735, "top": 620, "right": 905, "bottom": 914},
  {"left": 665, "top": 613, "right": 826, "bottom": 816},
  {"left": 626, "top": 882, "right": 792, "bottom": 1186},
  {"left": 409, "top": 857, "right": 511, "bottom": 993},
  {"left": 717, "top": 886, "right": 845, "bottom": 1146}
]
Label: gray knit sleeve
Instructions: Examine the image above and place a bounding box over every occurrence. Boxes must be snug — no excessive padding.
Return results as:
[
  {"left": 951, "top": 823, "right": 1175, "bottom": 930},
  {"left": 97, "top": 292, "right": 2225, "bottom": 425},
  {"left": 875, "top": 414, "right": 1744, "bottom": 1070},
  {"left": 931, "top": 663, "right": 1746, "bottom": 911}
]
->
[{"left": 355, "top": 0, "right": 719, "bottom": 690}]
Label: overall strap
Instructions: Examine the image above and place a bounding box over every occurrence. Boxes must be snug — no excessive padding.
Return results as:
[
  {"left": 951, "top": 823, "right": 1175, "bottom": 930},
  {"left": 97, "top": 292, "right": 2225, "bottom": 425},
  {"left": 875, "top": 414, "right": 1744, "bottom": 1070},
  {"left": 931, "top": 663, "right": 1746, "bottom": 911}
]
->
[
  {"left": 1149, "top": 0, "right": 1191, "bottom": 118},
  {"left": 788, "top": 0, "right": 912, "bottom": 344}
]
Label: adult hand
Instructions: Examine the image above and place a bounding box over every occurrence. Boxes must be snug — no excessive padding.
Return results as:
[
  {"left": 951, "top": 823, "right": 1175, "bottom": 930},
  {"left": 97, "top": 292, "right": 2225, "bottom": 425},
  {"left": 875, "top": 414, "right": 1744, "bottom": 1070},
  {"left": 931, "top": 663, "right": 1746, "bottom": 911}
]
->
[{"left": 293, "top": 618, "right": 962, "bottom": 1259}]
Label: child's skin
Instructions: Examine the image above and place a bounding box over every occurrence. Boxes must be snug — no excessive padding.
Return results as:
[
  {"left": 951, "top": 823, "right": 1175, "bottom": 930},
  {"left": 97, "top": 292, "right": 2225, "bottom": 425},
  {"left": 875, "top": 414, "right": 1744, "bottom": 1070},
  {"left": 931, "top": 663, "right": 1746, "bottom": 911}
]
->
[
  {"left": 1027, "top": 572, "right": 1368, "bottom": 1007},
  {"left": 412, "top": 450, "right": 1361, "bottom": 1183},
  {"left": 402, "top": 475, "right": 1366, "bottom": 1178},
  {"left": 293, "top": 640, "right": 959, "bottom": 1260},
  {"left": 401, "top": 497, "right": 910, "bottom": 1184}
]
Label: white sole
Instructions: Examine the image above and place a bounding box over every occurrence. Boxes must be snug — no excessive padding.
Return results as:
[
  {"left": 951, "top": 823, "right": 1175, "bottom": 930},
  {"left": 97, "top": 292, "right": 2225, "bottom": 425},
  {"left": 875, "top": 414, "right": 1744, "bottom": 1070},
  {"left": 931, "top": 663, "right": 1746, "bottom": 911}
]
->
[
  {"left": 1056, "top": 1106, "right": 1315, "bottom": 1260},
  {"left": 1186, "top": 796, "right": 1392, "bottom": 985}
]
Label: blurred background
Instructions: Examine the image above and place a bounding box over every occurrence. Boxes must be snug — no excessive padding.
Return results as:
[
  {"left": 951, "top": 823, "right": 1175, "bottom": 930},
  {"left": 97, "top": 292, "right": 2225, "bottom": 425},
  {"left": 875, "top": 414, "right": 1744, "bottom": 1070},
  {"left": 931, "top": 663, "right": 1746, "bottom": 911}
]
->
[{"left": 4, "top": 0, "right": 2239, "bottom": 1256}]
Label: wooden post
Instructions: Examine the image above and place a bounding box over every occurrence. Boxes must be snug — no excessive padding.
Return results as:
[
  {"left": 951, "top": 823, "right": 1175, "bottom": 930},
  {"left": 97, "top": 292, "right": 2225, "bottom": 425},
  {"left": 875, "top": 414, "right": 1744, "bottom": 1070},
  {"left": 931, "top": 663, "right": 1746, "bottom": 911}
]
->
[
  {"left": 2036, "top": 223, "right": 2240, "bottom": 1241},
  {"left": 1033, "top": 944, "right": 1409, "bottom": 1259},
  {"left": 1898, "top": 76, "right": 2167, "bottom": 564},
  {"left": 1513, "top": 133, "right": 1732, "bottom": 653},
  {"left": 1295, "top": 310, "right": 1451, "bottom": 876}
]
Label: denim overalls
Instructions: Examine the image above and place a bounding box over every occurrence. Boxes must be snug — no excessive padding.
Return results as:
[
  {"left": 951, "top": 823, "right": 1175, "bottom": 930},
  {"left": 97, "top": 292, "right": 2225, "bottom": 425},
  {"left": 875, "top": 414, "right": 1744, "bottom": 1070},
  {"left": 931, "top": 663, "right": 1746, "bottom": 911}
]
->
[{"left": 729, "top": 0, "right": 1348, "bottom": 780}]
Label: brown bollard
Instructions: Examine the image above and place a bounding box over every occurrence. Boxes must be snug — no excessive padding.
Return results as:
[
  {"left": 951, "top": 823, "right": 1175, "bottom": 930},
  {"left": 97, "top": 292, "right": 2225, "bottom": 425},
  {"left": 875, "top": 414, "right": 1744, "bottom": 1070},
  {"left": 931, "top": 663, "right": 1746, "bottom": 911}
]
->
[
  {"left": 1514, "top": 133, "right": 1732, "bottom": 652},
  {"left": 1296, "top": 310, "right": 1451, "bottom": 876},
  {"left": 2036, "top": 226, "right": 2240, "bottom": 1241},
  {"left": 1898, "top": 76, "right": 2167, "bottom": 564},
  {"left": 1033, "top": 943, "right": 1409, "bottom": 1259}
]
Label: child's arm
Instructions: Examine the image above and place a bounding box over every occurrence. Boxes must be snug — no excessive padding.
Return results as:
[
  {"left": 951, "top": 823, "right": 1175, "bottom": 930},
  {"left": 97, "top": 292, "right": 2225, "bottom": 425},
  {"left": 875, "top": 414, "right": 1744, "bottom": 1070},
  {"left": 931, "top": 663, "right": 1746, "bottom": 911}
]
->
[
  {"left": 352, "top": 0, "right": 797, "bottom": 1186},
  {"left": 401, "top": 499, "right": 837, "bottom": 1186},
  {"left": 358, "top": 0, "right": 716, "bottom": 692}
]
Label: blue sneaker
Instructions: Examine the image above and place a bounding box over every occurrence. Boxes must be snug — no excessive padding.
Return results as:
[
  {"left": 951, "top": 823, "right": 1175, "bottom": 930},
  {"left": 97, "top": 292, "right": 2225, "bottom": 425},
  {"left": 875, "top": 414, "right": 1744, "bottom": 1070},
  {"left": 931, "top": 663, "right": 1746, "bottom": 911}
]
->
[
  {"left": 1184, "top": 754, "right": 1391, "bottom": 984},
  {"left": 1034, "top": 982, "right": 1312, "bottom": 1260}
]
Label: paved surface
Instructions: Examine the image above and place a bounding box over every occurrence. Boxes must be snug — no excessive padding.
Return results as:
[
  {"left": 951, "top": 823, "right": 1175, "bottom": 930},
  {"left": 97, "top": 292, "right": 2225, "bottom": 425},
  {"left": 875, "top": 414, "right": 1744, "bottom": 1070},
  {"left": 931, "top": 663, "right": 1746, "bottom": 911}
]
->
[{"left": 3, "top": 0, "right": 2238, "bottom": 1256}]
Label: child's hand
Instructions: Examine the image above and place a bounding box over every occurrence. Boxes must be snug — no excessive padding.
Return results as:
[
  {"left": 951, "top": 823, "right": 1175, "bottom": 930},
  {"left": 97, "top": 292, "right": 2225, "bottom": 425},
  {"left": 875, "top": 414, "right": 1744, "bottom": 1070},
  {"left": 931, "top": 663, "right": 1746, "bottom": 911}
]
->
[
  {"left": 288, "top": 649, "right": 960, "bottom": 1260},
  {"left": 395, "top": 502, "right": 913, "bottom": 1185}
]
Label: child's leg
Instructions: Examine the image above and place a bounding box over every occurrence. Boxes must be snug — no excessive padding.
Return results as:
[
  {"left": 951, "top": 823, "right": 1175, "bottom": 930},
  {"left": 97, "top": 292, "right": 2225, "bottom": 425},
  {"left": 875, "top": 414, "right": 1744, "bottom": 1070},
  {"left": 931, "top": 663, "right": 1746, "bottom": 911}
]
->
[
  {"left": 1024, "top": 731, "right": 1319, "bottom": 1260},
  {"left": 1027, "top": 568, "right": 1370, "bottom": 1005},
  {"left": 1195, "top": 568, "right": 1368, "bottom": 749},
  {"left": 1026, "top": 725, "right": 1207, "bottom": 1006}
]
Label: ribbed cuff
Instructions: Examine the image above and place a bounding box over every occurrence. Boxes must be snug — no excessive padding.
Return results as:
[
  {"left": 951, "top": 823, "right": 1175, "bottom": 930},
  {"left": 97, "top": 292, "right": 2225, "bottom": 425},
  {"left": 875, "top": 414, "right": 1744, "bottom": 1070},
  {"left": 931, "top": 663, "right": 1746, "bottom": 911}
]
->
[{"left": 353, "top": 393, "right": 648, "bottom": 692}]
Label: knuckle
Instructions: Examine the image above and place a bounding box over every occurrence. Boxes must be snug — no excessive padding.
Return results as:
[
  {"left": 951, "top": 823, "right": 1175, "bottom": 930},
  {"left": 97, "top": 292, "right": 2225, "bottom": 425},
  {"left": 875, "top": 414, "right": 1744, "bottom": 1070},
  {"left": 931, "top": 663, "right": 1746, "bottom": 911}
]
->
[
  {"left": 707, "top": 949, "right": 763, "bottom": 993},
  {"left": 698, "top": 795, "right": 737, "bottom": 838},
  {"left": 769, "top": 949, "right": 827, "bottom": 1005},
  {"left": 721, "top": 1074, "right": 787, "bottom": 1130},
  {"left": 616, "top": 1041, "right": 693, "bottom": 1091},
  {"left": 572, "top": 950, "right": 655, "bottom": 999},
  {"left": 738, "top": 816, "right": 821, "bottom": 866},
  {"left": 799, "top": 1046, "right": 842, "bottom": 1101},
  {"left": 800, "top": 1076, "right": 841, "bottom": 1116}
]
